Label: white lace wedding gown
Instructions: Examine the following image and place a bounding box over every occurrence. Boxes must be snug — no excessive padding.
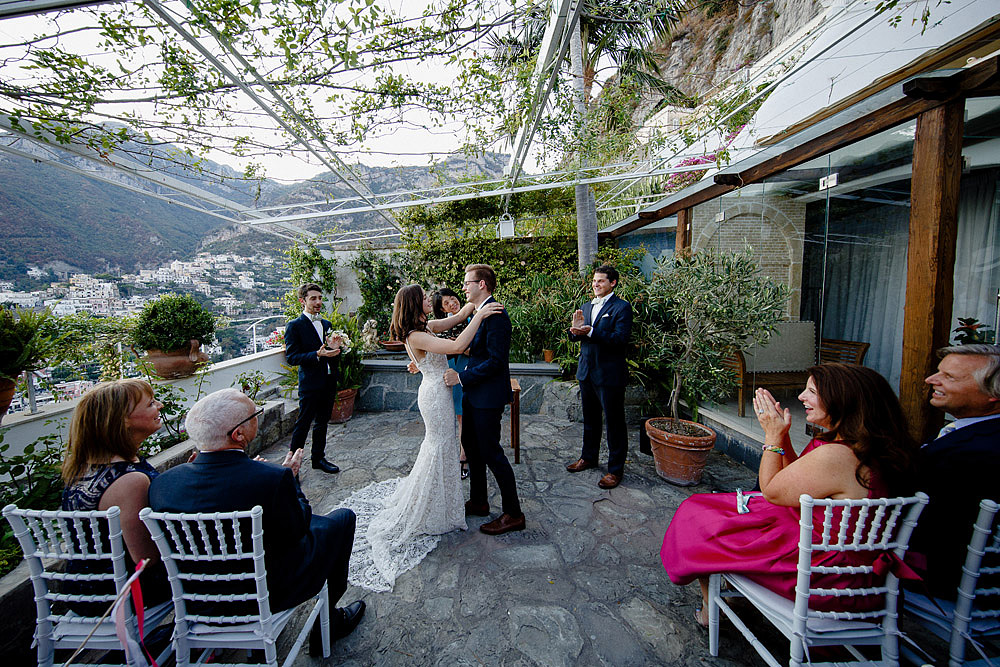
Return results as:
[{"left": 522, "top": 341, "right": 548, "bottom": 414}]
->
[{"left": 335, "top": 348, "right": 467, "bottom": 592}]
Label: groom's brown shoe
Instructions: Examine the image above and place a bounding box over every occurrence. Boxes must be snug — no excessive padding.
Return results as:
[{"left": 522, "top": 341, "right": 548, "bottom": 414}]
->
[
  {"left": 598, "top": 473, "right": 622, "bottom": 489},
  {"left": 566, "top": 458, "right": 597, "bottom": 473},
  {"left": 465, "top": 500, "right": 490, "bottom": 516},
  {"left": 480, "top": 513, "right": 525, "bottom": 535}
]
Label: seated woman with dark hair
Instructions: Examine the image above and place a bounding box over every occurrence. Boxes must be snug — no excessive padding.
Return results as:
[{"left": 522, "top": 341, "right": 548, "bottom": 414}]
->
[
  {"left": 61, "top": 378, "right": 170, "bottom": 611},
  {"left": 661, "top": 363, "right": 918, "bottom": 627}
]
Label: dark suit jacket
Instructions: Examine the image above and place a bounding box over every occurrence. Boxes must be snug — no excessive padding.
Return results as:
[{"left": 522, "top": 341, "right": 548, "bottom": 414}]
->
[
  {"left": 285, "top": 314, "right": 340, "bottom": 396},
  {"left": 148, "top": 450, "right": 340, "bottom": 612},
  {"left": 569, "top": 294, "right": 633, "bottom": 387},
  {"left": 458, "top": 296, "right": 512, "bottom": 409},
  {"left": 910, "top": 416, "right": 1000, "bottom": 600}
]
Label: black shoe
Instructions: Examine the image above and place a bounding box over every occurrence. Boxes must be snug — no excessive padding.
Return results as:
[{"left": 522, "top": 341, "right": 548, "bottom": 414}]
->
[
  {"left": 332, "top": 600, "right": 366, "bottom": 640},
  {"left": 312, "top": 458, "right": 340, "bottom": 474}
]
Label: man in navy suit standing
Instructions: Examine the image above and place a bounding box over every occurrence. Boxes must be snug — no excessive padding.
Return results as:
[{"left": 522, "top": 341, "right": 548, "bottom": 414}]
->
[
  {"left": 444, "top": 264, "right": 524, "bottom": 535},
  {"left": 566, "top": 265, "right": 633, "bottom": 489},
  {"left": 149, "top": 389, "right": 365, "bottom": 642},
  {"left": 910, "top": 343, "right": 1000, "bottom": 601},
  {"left": 285, "top": 283, "right": 342, "bottom": 474}
]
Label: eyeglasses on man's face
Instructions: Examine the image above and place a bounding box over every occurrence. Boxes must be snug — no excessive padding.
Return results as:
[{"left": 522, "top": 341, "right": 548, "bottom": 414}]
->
[
  {"left": 463, "top": 279, "right": 482, "bottom": 285},
  {"left": 227, "top": 407, "right": 264, "bottom": 439}
]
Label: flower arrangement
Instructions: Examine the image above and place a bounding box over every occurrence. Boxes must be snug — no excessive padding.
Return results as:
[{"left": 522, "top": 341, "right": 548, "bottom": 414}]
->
[
  {"left": 326, "top": 329, "right": 353, "bottom": 352},
  {"left": 264, "top": 328, "right": 284, "bottom": 348}
]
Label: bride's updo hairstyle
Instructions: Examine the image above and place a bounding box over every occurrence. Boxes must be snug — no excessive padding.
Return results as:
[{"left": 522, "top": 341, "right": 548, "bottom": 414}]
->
[{"left": 390, "top": 284, "right": 428, "bottom": 341}]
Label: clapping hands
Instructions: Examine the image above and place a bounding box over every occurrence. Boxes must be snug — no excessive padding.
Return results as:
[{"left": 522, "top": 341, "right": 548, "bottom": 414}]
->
[{"left": 569, "top": 309, "right": 591, "bottom": 336}]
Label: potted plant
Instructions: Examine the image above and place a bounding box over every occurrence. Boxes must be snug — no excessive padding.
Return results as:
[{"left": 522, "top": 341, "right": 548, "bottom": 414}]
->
[
  {"left": 130, "top": 294, "right": 216, "bottom": 379},
  {"left": 644, "top": 247, "right": 788, "bottom": 485},
  {"left": 0, "top": 307, "right": 55, "bottom": 423},
  {"left": 326, "top": 310, "right": 364, "bottom": 423}
]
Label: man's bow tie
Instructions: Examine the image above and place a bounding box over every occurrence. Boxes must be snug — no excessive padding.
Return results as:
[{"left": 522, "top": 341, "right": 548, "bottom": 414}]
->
[
  {"left": 307, "top": 313, "right": 322, "bottom": 322},
  {"left": 591, "top": 296, "right": 607, "bottom": 306}
]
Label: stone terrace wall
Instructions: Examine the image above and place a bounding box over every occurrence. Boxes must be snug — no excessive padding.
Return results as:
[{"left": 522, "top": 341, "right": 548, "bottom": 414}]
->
[{"left": 358, "top": 358, "right": 562, "bottom": 415}]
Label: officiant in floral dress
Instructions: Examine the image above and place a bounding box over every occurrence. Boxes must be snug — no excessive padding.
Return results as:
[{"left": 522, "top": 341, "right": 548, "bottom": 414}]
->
[{"left": 285, "top": 282, "right": 342, "bottom": 474}]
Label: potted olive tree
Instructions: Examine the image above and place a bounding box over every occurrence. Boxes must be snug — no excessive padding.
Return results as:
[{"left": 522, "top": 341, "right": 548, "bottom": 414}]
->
[
  {"left": 130, "top": 294, "right": 216, "bottom": 379},
  {"left": 0, "top": 307, "right": 55, "bottom": 422},
  {"left": 644, "top": 247, "right": 788, "bottom": 485}
]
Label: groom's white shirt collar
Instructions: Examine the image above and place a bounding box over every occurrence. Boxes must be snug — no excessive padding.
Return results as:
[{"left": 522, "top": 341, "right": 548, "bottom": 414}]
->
[{"left": 473, "top": 295, "right": 492, "bottom": 311}]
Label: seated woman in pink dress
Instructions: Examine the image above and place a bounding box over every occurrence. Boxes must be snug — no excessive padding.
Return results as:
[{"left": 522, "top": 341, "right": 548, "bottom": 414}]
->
[{"left": 661, "top": 363, "right": 917, "bottom": 627}]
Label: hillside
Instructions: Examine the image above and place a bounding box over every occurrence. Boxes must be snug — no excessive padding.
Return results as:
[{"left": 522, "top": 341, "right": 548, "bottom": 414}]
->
[{"left": 0, "top": 145, "right": 507, "bottom": 275}]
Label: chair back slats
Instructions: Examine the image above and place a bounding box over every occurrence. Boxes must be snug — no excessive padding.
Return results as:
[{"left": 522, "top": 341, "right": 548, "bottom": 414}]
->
[
  {"left": 2, "top": 503, "right": 156, "bottom": 667},
  {"left": 795, "top": 493, "right": 928, "bottom": 624},
  {"left": 140, "top": 506, "right": 270, "bottom": 628},
  {"left": 944, "top": 498, "right": 1000, "bottom": 665}
]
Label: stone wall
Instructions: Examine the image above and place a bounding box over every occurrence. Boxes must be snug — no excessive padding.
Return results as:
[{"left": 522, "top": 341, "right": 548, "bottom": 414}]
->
[
  {"left": 358, "top": 358, "right": 562, "bottom": 415},
  {"left": 691, "top": 194, "right": 806, "bottom": 319}
]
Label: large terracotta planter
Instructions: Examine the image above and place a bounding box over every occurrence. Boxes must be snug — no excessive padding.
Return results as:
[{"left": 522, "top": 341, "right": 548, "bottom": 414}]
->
[
  {"left": 645, "top": 418, "right": 716, "bottom": 486},
  {"left": 144, "top": 340, "right": 209, "bottom": 379},
  {"left": 0, "top": 377, "right": 16, "bottom": 425},
  {"left": 329, "top": 388, "right": 359, "bottom": 423}
]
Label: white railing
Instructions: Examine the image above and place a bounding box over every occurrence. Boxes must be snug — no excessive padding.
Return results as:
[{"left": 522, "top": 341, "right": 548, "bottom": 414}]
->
[{"left": 1, "top": 348, "right": 289, "bottom": 458}]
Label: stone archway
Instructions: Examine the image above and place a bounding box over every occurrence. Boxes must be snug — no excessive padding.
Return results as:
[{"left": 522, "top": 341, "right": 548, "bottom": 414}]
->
[{"left": 690, "top": 198, "right": 805, "bottom": 318}]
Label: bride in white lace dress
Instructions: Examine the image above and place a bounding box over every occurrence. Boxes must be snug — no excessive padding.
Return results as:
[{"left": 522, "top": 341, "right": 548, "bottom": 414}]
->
[{"left": 336, "top": 285, "right": 503, "bottom": 591}]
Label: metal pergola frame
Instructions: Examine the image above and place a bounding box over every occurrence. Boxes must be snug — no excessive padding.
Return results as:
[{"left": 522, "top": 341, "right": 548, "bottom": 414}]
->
[{"left": 0, "top": 0, "right": 749, "bottom": 246}]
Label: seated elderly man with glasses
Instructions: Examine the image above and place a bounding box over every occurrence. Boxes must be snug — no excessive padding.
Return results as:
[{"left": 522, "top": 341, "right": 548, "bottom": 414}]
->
[{"left": 149, "top": 388, "right": 365, "bottom": 644}]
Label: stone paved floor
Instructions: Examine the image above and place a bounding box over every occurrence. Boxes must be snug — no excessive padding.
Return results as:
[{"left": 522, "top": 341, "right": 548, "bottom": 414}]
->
[{"left": 253, "top": 408, "right": 788, "bottom": 667}]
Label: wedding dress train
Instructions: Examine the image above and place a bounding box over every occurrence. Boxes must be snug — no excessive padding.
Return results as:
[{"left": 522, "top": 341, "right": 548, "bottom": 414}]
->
[{"left": 335, "top": 349, "right": 466, "bottom": 592}]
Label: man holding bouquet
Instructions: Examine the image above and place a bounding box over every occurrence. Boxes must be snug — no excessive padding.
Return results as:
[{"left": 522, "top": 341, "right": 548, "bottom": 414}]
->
[{"left": 285, "top": 283, "right": 343, "bottom": 474}]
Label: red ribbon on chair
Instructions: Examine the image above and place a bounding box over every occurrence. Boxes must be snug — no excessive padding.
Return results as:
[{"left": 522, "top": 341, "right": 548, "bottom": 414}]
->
[
  {"left": 872, "top": 552, "right": 921, "bottom": 581},
  {"left": 113, "top": 559, "right": 159, "bottom": 667}
]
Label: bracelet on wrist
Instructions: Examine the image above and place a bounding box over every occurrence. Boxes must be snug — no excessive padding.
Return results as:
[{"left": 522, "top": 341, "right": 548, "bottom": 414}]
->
[{"left": 762, "top": 445, "right": 785, "bottom": 455}]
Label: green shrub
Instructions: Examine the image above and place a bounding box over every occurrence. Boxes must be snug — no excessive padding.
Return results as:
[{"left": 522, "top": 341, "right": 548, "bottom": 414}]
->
[
  {"left": 0, "top": 306, "right": 56, "bottom": 382},
  {"left": 130, "top": 294, "right": 216, "bottom": 352}
]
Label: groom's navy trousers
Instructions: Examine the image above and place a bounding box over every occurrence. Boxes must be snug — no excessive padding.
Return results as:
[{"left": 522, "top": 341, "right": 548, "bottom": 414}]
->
[{"left": 459, "top": 297, "right": 522, "bottom": 518}]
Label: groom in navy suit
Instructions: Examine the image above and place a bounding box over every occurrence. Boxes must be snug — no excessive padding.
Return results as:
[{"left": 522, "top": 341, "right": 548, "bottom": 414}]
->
[
  {"left": 285, "top": 283, "right": 342, "bottom": 474},
  {"left": 444, "top": 264, "right": 524, "bottom": 535},
  {"left": 566, "top": 265, "right": 633, "bottom": 489},
  {"left": 909, "top": 344, "right": 1000, "bottom": 601}
]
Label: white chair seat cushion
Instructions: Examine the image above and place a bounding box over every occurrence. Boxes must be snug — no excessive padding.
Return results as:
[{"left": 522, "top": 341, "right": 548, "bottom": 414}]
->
[
  {"left": 724, "top": 574, "right": 882, "bottom": 636},
  {"left": 51, "top": 601, "right": 173, "bottom": 641},
  {"left": 51, "top": 611, "right": 117, "bottom": 640},
  {"left": 188, "top": 607, "right": 296, "bottom": 637},
  {"left": 905, "top": 591, "right": 1000, "bottom": 635}
]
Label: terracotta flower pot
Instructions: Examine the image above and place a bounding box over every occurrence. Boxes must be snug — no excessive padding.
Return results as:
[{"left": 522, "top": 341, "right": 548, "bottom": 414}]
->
[
  {"left": 330, "top": 388, "right": 359, "bottom": 423},
  {"left": 543, "top": 349, "right": 555, "bottom": 363},
  {"left": 645, "top": 417, "right": 716, "bottom": 486},
  {"left": 0, "top": 377, "right": 16, "bottom": 425},
  {"left": 144, "top": 340, "right": 209, "bottom": 379}
]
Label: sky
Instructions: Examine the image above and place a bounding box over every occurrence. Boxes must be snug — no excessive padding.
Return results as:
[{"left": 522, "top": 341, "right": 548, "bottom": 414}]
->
[{"left": 0, "top": 0, "right": 527, "bottom": 186}]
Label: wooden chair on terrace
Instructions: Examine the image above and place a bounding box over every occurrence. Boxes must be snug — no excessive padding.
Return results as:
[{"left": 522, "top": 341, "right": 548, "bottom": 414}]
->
[
  {"left": 818, "top": 338, "right": 870, "bottom": 365},
  {"left": 725, "top": 335, "right": 870, "bottom": 418}
]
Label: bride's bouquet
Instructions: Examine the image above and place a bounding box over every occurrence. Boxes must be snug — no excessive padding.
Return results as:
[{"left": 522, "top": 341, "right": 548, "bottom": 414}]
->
[{"left": 325, "top": 329, "right": 353, "bottom": 353}]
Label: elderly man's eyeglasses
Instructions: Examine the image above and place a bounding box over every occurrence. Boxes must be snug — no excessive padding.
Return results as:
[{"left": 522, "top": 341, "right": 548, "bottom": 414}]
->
[{"left": 227, "top": 407, "right": 264, "bottom": 439}]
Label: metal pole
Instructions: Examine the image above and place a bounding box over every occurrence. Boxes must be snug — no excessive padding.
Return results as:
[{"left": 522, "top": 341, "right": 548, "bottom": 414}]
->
[{"left": 995, "top": 288, "right": 999, "bottom": 343}]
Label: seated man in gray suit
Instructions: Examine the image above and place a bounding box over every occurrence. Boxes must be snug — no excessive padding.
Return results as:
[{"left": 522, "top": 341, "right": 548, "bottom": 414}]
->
[
  {"left": 910, "top": 344, "right": 1000, "bottom": 601},
  {"left": 149, "top": 389, "right": 365, "bottom": 642}
]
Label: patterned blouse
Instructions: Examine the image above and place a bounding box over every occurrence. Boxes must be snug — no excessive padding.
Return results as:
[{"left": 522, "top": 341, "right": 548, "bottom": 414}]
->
[
  {"left": 61, "top": 458, "right": 167, "bottom": 613},
  {"left": 62, "top": 459, "right": 159, "bottom": 511}
]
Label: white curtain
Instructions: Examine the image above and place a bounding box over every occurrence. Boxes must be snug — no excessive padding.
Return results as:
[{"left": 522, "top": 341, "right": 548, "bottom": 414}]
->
[
  {"left": 953, "top": 169, "right": 1000, "bottom": 336},
  {"left": 817, "top": 204, "right": 910, "bottom": 388}
]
